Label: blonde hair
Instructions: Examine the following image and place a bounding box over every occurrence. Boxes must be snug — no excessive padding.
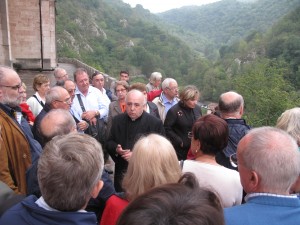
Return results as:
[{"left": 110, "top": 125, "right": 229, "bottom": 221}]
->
[
  {"left": 33, "top": 74, "right": 49, "bottom": 91},
  {"left": 179, "top": 85, "right": 200, "bottom": 102},
  {"left": 276, "top": 107, "right": 300, "bottom": 145},
  {"left": 122, "top": 134, "right": 181, "bottom": 201}
]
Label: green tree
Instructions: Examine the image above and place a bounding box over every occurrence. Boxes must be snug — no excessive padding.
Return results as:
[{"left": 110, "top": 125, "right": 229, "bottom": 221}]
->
[{"left": 233, "top": 59, "right": 300, "bottom": 127}]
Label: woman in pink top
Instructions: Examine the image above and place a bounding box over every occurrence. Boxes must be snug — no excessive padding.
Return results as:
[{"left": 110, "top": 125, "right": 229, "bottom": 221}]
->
[{"left": 100, "top": 134, "right": 181, "bottom": 225}]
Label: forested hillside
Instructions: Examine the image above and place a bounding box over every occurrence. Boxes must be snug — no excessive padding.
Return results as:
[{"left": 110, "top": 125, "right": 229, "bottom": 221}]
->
[
  {"left": 202, "top": 7, "right": 300, "bottom": 126},
  {"left": 56, "top": 0, "right": 194, "bottom": 81},
  {"left": 56, "top": 0, "right": 300, "bottom": 126},
  {"left": 157, "top": 0, "right": 300, "bottom": 60}
]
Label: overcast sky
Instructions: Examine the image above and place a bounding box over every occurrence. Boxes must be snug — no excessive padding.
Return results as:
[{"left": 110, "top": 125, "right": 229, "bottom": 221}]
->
[{"left": 122, "top": 0, "right": 221, "bottom": 13}]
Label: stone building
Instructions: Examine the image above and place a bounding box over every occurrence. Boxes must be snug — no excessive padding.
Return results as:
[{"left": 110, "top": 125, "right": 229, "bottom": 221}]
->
[{"left": 0, "top": 0, "right": 56, "bottom": 69}]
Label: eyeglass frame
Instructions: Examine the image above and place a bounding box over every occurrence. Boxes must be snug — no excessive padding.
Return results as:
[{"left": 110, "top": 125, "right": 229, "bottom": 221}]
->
[
  {"left": 0, "top": 83, "right": 22, "bottom": 91},
  {"left": 229, "top": 153, "right": 238, "bottom": 168},
  {"left": 116, "top": 88, "right": 127, "bottom": 93},
  {"left": 55, "top": 97, "right": 72, "bottom": 104}
]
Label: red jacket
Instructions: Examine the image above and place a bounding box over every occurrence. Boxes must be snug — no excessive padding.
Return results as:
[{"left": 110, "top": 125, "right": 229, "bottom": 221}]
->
[
  {"left": 20, "top": 103, "right": 35, "bottom": 122},
  {"left": 100, "top": 195, "right": 128, "bottom": 225}
]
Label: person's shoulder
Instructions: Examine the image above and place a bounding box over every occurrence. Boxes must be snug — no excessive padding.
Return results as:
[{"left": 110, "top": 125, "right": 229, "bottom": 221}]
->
[
  {"left": 89, "top": 86, "right": 101, "bottom": 94},
  {"left": 223, "top": 204, "right": 247, "bottom": 224},
  {"left": 143, "top": 111, "right": 161, "bottom": 122},
  {"left": 105, "top": 194, "right": 129, "bottom": 211},
  {"left": 26, "top": 96, "right": 37, "bottom": 104},
  {"left": 147, "top": 101, "right": 158, "bottom": 108},
  {"left": 0, "top": 195, "right": 37, "bottom": 223},
  {"left": 112, "top": 113, "right": 126, "bottom": 121}
]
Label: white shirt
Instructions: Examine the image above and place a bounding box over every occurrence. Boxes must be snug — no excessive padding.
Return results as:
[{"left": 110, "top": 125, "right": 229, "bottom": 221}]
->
[
  {"left": 26, "top": 92, "right": 45, "bottom": 116},
  {"left": 71, "top": 86, "right": 108, "bottom": 120},
  {"left": 182, "top": 160, "right": 243, "bottom": 207}
]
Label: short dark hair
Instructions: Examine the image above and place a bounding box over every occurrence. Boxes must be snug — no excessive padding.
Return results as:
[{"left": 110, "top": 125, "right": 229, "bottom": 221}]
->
[
  {"left": 120, "top": 70, "right": 129, "bottom": 76},
  {"left": 192, "top": 114, "right": 228, "bottom": 156},
  {"left": 117, "top": 173, "right": 224, "bottom": 225},
  {"left": 91, "top": 71, "right": 103, "bottom": 79}
]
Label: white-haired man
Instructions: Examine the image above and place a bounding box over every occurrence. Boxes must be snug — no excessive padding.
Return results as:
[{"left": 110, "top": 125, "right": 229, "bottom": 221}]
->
[
  {"left": 0, "top": 133, "right": 104, "bottom": 225},
  {"left": 152, "top": 78, "right": 179, "bottom": 122},
  {"left": 224, "top": 127, "right": 300, "bottom": 225}
]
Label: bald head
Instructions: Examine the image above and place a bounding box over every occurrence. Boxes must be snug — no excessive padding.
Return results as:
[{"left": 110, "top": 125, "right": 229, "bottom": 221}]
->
[
  {"left": 219, "top": 91, "right": 244, "bottom": 118},
  {"left": 237, "top": 127, "right": 300, "bottom": 194},
  {"left": 64, "top": 79, "right": 76, "bottom": 101},
  {"left": 46, "top": 86, "right": 71, "bottom": 110},
  {"left": 54, "top": 68, "right": 68, "bottom": 82},
  {"left": 40, "top": 109, "right": 76, "bottom": 144},
  {"left": 126, "top": 89, "right": 146, "bottom": 120}
]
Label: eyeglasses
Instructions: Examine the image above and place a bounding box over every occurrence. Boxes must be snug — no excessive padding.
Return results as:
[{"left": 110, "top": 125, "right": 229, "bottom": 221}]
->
[
  {"left": 116, "top": 88, "right": 127, "bottom": 93},
  {"left": 0, "top": 83, "right": 22, "bottom": 91},
  {"left": 167, "top": 87, "right": 178, "bottom": 91},
  {"left": 229, "top": 153, "right": 238, "bottom": 168},
  {"left": 55, "top": 74, "right": 67, "bottom": 79},
  {"left": 55, "top": 98, "right": 72, "bottom": 104},
  {"left": 67, "top": 89, "right": 76, "bottom": 94}
]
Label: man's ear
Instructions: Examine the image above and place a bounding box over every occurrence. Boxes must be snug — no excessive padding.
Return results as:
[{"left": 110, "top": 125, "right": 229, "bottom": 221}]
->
[
  {"left": 239, "top": 105, "right": 244, "bottom": 116},
  {"left": 247, "top": 170, "right": 259, "bottom": 192},
  {"left": 91, "top": 180, "right": 103, "bottom": 198}
]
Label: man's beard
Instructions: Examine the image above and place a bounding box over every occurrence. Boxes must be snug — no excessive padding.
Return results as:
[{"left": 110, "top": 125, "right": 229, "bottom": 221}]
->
[{"left": 2, "top": 92, "right": 21, "bottom": 107}]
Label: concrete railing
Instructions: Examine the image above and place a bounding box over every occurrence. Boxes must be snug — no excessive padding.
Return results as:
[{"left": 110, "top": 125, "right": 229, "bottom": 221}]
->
[{"left": 59, "top": 57, "right": 116, "bottom": 89}]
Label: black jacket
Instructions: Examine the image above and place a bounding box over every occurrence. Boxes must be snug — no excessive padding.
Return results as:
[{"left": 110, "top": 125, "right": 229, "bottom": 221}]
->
[
  {"left": 164, "top": 101, "right": 202, "bottom": 160},
  {"left": 106, "top": 112, "right": 165, "bottom": 191}
]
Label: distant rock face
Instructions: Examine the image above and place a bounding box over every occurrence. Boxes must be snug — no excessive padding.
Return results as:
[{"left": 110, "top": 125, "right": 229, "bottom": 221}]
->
[
  {"left": 120, "top": 19, "right": 128, "bottom": 28},
  {"left": 57, "top": 14, "right": 110, "bottom": 56}
]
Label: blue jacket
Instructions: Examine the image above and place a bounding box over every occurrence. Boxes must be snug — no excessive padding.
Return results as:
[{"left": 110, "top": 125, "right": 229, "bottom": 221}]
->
[
  {"left": 223, "top": 119, "right": 250, "bottom": 157},
  {"left": 0, "top": 195, "right": 98, "bottom": 225},
  {"left": 224, "top": 195, "right": 300, "bottom": 225}
]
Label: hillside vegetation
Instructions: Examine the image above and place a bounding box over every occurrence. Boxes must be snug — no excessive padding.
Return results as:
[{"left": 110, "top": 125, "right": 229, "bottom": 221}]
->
[
  {"left": 157, "top": 0, "right": 300, "bottom": 60},
  {"left": 56, "top": 0, "right": 194, "bottom": 82},
  {"left": 56, "top": 0, "right": 300, "bottom": 126}
]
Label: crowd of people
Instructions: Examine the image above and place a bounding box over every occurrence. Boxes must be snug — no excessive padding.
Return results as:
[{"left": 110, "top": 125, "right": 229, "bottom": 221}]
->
[{"left": 1, "top": 65, "right": 300, "bottom": 225}]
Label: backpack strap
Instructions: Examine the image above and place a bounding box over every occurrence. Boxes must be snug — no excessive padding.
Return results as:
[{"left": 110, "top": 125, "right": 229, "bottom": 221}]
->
[
  {"left": 76, "top": 94, "right": 86, "bottom": 113},
  {"left": 32, "top": 94, "right": 45, "bottom": 107},
  {"left": 180, "top": 160, "right": 184, "bottom": 170}
]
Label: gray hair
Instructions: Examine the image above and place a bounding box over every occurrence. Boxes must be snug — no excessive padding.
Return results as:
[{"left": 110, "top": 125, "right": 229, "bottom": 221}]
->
[
  {"left": 0, "top": 65, "right": 15, "bottom": 83},
  {"left": 219, "top": 91, "right": 244, "bottom": 114},
  {"left": 240, "top": 127, "right": 300, "bottom": 193},
  {"left": 45, "top": 86, "right": 66, "bottom": 105},
  {"left": 38, "top": 133, "right": 104, "bottom": 211},
  {"left": 149, "top": 72, "right": 162, "bottom": 84},
  {"left": 54, "top": 67, "right": 66, "bottom": 77},
  {"left": 276, "top": 107, "right": 300, "bottom": 145},
  {"left": 40, "top": 109, "right": 76, "bottom": 143},
  {"left": 161, "top": 78, "right": 176, "bottom": 90}
]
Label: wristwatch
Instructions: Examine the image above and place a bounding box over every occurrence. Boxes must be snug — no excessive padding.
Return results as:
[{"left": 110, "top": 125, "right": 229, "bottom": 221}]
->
[{"left": 95, "top": 110, "right": 100, "bottom": 117}]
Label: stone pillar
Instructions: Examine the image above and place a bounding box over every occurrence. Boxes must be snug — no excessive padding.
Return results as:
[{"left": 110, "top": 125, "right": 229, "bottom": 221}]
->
[{"left": 0, "top": 0, "right": 12, "bottom": 66}]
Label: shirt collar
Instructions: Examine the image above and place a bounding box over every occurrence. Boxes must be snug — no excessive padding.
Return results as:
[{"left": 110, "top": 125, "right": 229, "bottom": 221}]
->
[
  {"left": 245, "top": 192, "right": 297, "bottom": 202},
  {"left": 161, "top": 93, "right": 175, "bottom": 104},
  {"left": 35, "top": 196, "right": 87, "bottom": 212}
]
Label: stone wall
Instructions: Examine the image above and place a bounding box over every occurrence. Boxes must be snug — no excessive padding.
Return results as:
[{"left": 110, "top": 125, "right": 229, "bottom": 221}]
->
[
  {"left": 59, "top": 58, "right": 116, "bottom": 89},
  {"left": 0, "top": 0, "right": 56, "bottom": 69}
]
